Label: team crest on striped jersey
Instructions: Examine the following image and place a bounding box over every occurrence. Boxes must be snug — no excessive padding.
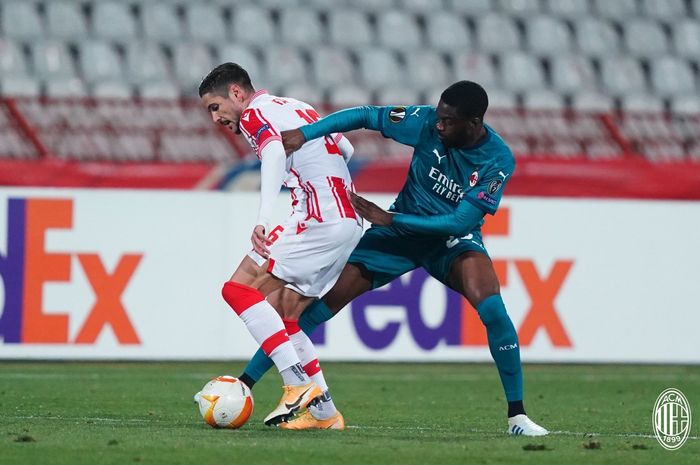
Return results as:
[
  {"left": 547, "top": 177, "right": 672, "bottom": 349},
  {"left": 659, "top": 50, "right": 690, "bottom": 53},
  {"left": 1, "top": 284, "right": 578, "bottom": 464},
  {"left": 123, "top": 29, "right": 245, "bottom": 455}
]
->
[{"left": 389, "top": 107, "right": 406, "bottom": 123}]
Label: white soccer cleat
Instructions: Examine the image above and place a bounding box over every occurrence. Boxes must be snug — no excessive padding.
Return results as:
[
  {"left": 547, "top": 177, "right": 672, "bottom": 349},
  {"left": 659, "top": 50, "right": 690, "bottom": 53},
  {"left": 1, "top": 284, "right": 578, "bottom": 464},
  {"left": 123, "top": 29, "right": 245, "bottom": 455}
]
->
[
  {"left": 193, "top": 391, "right": 202, "bottom": 404},
  {"left": 507, "top": 414, "right": 549, "bottom": 436}
]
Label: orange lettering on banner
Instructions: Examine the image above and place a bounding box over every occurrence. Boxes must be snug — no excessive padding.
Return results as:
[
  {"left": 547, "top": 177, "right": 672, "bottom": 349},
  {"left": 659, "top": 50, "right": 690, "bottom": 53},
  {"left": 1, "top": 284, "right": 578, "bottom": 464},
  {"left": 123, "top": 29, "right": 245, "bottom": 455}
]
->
[
  {"left": 515, "top": 260, "right": 573, "bottom": 347},
  {"left": 74, "top": 254, "right": 142, "bottom": 344},
  {"left": 21, "top": 199, "right": 72, "bottom": 343},
  {"left": 482, "top": 207, "right": 510, "bottom": 236}
]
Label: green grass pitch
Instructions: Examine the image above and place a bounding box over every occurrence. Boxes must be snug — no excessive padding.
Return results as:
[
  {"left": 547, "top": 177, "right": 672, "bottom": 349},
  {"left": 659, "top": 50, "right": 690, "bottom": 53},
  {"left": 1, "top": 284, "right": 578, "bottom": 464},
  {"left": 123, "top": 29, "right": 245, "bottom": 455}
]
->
[{"left": 0, "top": 362, "right": 697, "bottom": 464}]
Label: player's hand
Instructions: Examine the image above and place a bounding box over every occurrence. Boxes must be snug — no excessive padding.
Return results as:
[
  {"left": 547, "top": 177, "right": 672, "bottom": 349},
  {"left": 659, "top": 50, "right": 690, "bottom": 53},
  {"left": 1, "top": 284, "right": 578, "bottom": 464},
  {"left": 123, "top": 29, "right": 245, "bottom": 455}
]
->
[
  {"left": 348, "top": 191, "right": 393, "bottom": 226},
  {"left": 281, "top": 129, "right": 306, "bottom": 155},
  {"left": 251, "top": 225, "right": 272, "bottom": 259}
]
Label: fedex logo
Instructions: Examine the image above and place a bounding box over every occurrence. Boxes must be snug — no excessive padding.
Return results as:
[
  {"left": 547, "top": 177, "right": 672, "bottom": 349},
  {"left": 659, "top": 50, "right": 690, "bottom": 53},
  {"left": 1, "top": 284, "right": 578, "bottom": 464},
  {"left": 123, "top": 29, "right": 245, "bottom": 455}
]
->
[
  {"left": 0, "top": 198, "right": 142, "bottom": 344},
  {"left": 311, "top": 207, "right": 573, "bottom": 350}
]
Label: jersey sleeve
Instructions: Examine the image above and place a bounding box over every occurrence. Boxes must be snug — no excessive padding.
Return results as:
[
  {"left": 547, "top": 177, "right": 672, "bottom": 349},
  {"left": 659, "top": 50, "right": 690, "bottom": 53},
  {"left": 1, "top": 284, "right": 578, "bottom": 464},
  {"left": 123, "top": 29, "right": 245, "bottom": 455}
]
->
[
  {"left": 463, "top": 153, "right": 516, "bottom": 215},
  {"left": 298, "top": 105, "right": 432, "bottom": 148},
  {"left": 391, "top": 199, "right": 485, "bottom": 237},
  {"left": 238, "top": 107, "right": 282, "bottom": 157},
  {"left": 375, "top": 105, "right": 433, "bottom": 147},
  {"left": 256, "top": 139, "right": 287, "bottom": 230}
]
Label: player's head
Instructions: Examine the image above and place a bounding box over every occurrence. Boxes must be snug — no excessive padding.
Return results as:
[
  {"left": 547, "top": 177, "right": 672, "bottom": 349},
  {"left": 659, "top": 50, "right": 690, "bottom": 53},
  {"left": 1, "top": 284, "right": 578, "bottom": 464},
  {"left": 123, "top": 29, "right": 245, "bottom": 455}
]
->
[
  {"left": 436, "top": 81, "right": 488, "bottom": 148},
  {"left": 199, "top": 62, "right": 255, "bottom": 133}
]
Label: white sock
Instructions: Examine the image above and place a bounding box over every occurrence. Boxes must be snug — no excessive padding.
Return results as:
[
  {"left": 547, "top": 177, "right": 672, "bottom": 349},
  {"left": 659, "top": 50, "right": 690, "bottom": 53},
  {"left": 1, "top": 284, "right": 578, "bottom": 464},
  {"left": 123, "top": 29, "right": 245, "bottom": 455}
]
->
[
  {"left": 237, "top": 300, "right": 308, "bottom": 385},
  {"left": 280, "top": 363, "right": 309, "bottom": 386},
  {"left": 309, "top": 391, "right": 338, "bottom": 420},
  {"left": 286, "top": 322, "right": 337, "bottom": 418}
]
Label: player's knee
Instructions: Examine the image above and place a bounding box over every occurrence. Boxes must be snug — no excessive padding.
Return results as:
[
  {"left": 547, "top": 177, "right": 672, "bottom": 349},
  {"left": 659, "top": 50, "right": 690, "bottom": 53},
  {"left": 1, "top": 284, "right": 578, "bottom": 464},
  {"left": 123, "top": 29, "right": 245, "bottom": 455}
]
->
[
  {"left": 475, "top": 294, "right": 509, "bottom": 327},
  {"left": 267, "top": 288, "right": 307, "bottom": 319},
  {"left": 222, "top": 281, "right": 264, "bottom": 316},
  {"left": 466, "top": 283, "right": 500, "bottom": 309}
]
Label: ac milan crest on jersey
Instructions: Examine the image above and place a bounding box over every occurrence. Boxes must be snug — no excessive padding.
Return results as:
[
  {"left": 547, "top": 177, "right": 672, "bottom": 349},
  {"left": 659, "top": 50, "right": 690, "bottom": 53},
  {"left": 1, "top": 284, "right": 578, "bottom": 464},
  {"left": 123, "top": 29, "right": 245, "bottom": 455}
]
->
[{"left": 469, "top": 171, "right": 479, "bottom": 187}]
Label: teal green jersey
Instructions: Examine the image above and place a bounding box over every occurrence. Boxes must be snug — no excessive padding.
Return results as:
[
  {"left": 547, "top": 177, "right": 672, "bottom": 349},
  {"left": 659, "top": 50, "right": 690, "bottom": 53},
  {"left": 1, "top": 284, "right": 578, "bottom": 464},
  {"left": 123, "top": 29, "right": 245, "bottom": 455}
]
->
[
  {"left": 378, "top": 105, "right": 514, "bottom": 218},
  {"left": 300, "top": 105, "right": 515, "bottom": 237}
]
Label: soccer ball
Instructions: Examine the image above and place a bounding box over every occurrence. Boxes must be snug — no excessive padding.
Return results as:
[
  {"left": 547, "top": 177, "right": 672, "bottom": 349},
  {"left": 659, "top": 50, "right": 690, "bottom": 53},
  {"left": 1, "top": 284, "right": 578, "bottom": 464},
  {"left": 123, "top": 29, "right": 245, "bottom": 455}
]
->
[{"left": 196, "top": 376, "right": 254, "bottom": 429}]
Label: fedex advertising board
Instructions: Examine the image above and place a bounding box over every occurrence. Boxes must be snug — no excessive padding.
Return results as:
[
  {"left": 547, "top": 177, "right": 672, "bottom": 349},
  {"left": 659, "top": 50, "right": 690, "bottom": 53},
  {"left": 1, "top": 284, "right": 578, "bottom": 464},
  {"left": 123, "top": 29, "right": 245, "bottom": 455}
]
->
[{"left": 0, "top": 188, "right": 698, "bottom": 363}]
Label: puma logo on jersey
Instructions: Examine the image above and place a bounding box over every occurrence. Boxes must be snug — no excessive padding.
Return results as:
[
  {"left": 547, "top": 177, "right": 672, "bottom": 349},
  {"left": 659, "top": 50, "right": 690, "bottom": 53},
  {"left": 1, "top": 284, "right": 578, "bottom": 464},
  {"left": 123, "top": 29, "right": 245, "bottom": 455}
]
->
[
  {"left": 432, "top": 149, "right": 446, "bottom": 164},
  {"left": 410, "top": 108, "right": 421, "bottom": 117},
  {"left": 498, "top": 171, "right": 509, "bottom": 180}
]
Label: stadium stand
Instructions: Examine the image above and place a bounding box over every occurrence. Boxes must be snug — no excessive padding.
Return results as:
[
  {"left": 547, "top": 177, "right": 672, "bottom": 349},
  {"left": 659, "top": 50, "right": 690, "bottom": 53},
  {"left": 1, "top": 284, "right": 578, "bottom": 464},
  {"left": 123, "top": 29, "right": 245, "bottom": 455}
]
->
[{"left": 0, "top": 0, "right": 698, "bottom": 196}]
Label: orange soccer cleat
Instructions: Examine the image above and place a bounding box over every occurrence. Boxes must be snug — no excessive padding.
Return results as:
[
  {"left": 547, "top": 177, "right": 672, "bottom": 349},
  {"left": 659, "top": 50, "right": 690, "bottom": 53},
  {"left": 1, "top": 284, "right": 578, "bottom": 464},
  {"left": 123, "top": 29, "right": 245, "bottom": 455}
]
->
[
  {"left": 263, "top": 382, "right": 323, "bottom": 426},
  {"left": 279, "top": 410, "right": 345, "bottom": 430}
]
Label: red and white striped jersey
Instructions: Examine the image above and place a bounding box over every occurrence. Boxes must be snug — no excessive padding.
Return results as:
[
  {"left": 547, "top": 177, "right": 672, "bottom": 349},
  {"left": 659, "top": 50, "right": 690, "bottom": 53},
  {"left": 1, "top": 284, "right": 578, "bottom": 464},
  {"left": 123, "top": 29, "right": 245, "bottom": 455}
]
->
[{"left": 238, "top": 89, "right": 357, "bottom": 223}]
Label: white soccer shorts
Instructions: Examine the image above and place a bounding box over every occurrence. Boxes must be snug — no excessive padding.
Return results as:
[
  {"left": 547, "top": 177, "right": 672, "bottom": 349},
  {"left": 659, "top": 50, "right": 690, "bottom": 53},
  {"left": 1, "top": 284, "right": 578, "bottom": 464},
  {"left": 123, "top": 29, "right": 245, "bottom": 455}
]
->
[{"left": 248, "top": 212, "right": 363, "bottom": 298}]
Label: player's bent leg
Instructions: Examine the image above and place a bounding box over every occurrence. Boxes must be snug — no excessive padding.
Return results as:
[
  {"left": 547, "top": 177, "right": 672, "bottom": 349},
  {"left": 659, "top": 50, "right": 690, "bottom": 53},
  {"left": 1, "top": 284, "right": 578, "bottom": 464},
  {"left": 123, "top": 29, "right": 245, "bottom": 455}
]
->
[
  {"left": 476, "top": 295, "right": 547, "bottom": 435},
  {"left": 449, "top": 252, "right": 548, "bottom": 436},
  {"left": 268, "top": 287, "right": 341, "bottom": 426},
  {"left": 222, "top": 281, "right": 300, "bottom": 374},
  {"left": 237, "top": 263, "right": 372, "bottom": 388},
  {"left": 263, "top": 286, "right": 327, "bottom": 427},
  {"left": 221, "top": 279, "right": 319, "bottom": 425},
  {"left": 476, "top": 295, "right": 523, "bottom": 405},
  {"left": 238, "top": 299, "right": 335, "bottom": 390}
]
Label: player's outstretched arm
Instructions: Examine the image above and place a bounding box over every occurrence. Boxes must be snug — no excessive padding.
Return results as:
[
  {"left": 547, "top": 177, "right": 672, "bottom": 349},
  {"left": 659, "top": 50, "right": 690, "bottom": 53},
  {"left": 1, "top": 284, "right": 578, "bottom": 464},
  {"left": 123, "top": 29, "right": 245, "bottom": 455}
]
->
[
  {"left": 281, "top": 106, "right": 382, "bottom": 154},
  {"left": 349, "top": 192, "right": 486, "bottom": 237},
  {"left": 392, "top": 200, "right": 485, "bottom": 237}
]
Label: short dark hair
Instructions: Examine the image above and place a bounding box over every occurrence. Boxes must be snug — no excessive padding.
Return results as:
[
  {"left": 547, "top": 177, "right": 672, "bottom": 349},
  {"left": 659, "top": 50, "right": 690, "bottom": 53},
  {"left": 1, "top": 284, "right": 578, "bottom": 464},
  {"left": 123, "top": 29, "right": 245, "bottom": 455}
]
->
[
  {"left": 198, "top": 62, "right": 254, "bottom": 97},
  {"left": 440, "top": 81, "right": 489, "bottom": 120}
]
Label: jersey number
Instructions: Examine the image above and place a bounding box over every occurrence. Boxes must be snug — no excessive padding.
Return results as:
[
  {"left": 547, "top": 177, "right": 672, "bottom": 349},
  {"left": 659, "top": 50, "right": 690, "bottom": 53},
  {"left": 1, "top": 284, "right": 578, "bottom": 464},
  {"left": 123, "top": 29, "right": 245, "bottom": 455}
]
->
[{"left": 295, "top": 109, "right": 342, "bottom": 156}]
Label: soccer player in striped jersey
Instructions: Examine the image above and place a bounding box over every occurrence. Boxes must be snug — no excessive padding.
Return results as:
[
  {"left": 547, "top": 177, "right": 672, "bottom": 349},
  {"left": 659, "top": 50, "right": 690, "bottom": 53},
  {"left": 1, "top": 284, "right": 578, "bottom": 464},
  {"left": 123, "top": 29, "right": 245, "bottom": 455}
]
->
[{"left": 197, "top": 63, "right": 362, "bottom": 429}]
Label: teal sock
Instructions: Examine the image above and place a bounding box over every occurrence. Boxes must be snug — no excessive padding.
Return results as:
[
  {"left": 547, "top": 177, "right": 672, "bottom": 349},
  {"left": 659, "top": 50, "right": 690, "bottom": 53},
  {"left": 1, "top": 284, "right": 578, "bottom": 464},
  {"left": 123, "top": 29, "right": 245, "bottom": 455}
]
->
[
  {"left": 239, "top": 299, "right": 334, "bottom": 386},
  {"left": 298, "top": 299, "right": 334, "bottom": 335},
  {"left": 476, "top": 294, "right": 523, "bottom": 403}
]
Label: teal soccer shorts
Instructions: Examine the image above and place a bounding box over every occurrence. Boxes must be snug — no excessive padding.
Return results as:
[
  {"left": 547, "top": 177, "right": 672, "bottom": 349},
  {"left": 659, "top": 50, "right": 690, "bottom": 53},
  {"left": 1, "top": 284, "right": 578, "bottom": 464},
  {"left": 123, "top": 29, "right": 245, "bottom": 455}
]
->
[{"left": 347, "top": 225, "right": 490, "bottom": 289}]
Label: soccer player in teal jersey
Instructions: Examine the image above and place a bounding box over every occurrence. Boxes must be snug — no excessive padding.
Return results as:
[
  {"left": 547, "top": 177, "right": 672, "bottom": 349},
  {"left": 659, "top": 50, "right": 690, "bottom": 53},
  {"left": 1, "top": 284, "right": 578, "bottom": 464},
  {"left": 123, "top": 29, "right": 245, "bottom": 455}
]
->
[{"left": 239, "top": 81, "right": 548, "bottom": 436}]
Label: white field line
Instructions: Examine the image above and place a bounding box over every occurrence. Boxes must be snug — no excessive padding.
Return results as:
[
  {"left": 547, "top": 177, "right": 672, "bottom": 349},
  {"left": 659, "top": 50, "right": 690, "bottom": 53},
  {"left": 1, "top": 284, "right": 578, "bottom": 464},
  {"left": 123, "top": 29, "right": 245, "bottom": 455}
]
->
[
  {"left": 345, "top": 425, "right": 699, "bottom": 440},
  {"left": 3, "top": 414, "right": 697, "bottom": 441}
]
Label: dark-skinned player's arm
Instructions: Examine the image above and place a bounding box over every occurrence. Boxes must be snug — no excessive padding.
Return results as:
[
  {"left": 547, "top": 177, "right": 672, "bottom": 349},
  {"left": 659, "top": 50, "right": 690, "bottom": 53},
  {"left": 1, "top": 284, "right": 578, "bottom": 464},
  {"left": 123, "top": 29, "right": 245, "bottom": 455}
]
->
[
  {"left": 348, "top": 191, "right": 485, "bottom": 238},
  {"left": 282, "top": 105, "right": 430, "bottom": 154}
]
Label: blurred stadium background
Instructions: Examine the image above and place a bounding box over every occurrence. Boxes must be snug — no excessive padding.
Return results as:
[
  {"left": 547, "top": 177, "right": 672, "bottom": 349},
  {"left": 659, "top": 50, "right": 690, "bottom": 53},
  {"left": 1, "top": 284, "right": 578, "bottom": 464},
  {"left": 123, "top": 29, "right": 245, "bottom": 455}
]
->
[{"left": 0, "top": 0, "right": 699, "bottom": 195}]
